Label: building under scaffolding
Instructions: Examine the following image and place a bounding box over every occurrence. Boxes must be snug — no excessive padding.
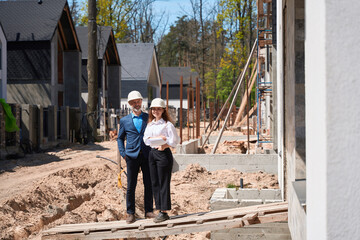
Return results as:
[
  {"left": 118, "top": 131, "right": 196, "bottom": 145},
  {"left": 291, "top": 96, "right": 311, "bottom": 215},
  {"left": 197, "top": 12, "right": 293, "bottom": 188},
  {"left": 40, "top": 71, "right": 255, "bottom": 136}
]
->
[{"left": 256, "top": 0, "right": 274, "bottom": 146}]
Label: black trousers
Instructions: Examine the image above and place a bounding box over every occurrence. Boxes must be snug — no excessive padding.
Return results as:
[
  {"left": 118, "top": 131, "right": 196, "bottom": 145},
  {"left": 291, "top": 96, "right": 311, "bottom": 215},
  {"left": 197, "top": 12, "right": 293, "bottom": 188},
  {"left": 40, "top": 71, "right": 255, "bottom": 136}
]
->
[
  {"left": 149, "top": 148, "right": 173, "bottom": 211},
  {"left": 126, "top": 152, "right": 153, "bottom": 215}
]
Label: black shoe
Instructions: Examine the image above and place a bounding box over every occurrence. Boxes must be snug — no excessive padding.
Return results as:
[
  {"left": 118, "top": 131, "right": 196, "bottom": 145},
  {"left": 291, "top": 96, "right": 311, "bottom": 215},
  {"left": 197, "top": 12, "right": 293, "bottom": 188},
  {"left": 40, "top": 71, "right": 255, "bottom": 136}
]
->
[
  {"left": 126, "top": 214, "right": 135, "bottom": 224},
  {"left": 154, "top": 212, "right": 170, "bottom": 223}
]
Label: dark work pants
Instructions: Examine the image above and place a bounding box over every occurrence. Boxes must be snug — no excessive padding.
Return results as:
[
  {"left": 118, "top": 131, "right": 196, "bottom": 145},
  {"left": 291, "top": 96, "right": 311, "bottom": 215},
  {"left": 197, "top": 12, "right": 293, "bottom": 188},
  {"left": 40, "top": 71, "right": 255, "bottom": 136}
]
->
[
  {"left": 126, "top": 152, "right": 153, "bottom": 215},
  {"left": 148, "top": 148, "right": 173, "bottom": 211}
]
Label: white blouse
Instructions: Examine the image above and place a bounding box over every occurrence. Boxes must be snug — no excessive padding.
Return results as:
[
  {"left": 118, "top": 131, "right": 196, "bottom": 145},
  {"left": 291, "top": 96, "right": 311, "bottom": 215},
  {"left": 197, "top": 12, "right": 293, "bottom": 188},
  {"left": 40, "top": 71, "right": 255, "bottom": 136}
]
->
[{"left": 143, "top": 118, "right": 180, "bottom": 148}]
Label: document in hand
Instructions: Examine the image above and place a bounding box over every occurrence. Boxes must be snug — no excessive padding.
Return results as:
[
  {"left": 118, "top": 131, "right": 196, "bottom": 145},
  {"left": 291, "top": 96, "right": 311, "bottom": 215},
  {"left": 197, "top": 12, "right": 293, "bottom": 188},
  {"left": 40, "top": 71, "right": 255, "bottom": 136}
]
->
[{"left": 149, "top": 137, "right": 166, "bottom": 146}]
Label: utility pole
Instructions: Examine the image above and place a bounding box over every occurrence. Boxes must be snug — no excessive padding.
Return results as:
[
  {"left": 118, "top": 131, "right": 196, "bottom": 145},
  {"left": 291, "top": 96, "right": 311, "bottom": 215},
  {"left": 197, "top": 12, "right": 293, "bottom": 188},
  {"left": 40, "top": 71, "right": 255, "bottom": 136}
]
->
[{"left": 87, "top": 0, "right": 98, "bottom": 142}]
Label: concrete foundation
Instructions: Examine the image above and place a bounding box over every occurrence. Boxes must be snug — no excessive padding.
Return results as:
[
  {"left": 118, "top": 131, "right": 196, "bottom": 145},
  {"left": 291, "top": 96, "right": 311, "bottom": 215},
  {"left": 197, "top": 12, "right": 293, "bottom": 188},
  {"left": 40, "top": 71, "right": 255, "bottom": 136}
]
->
[
  {"left": 211, "top": 222, "right": 291, "bottom": 240},
  {"left": 172, "top": 154, "right": 278, "bottom": 174},
  {"left": 176, "top": 139, "right": 199, "bottom": 154},
  {"left": 210, "top": 188, "right": 282, "bottom": 210},
  {"left": 201, "top": 134, "right": 257, "bottom": 145},
  {"left": 210, "top": 188, "right": 289, "bottom": 240}
]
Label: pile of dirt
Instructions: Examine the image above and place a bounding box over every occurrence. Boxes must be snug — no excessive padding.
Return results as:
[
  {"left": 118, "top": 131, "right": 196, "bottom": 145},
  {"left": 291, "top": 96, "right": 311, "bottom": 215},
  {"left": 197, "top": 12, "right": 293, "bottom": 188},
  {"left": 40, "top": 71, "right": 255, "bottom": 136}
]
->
[
  {"left": 202, "top": 141, "right": 256, "bottom": 154},
  {"left": 0, "top": 142, "right": 278, "bottom": 240},
  {"left": 0, "top": 165, "right": 127, "bottom": 239}
]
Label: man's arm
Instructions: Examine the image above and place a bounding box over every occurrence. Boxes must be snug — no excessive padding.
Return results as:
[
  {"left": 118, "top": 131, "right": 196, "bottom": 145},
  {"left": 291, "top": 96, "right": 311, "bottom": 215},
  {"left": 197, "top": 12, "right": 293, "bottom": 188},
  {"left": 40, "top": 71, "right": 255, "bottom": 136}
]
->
[{"left": 117, "top": 118, "right": 126, "bottom": 158}]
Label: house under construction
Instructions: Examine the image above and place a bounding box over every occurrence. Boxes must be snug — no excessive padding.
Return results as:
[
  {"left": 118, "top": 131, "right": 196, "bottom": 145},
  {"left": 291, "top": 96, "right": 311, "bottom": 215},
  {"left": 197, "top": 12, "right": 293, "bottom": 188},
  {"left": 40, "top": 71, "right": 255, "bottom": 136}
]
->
[{"left": 42, "top": 0, "right": 359, "bottom": 239}]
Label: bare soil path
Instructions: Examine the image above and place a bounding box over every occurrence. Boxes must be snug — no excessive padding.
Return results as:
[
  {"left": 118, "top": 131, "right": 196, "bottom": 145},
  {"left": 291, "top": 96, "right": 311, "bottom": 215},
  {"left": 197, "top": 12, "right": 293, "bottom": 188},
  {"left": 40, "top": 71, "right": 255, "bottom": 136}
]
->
[{"left": 0, "top": 142, "right": 115, "bottom": 202}]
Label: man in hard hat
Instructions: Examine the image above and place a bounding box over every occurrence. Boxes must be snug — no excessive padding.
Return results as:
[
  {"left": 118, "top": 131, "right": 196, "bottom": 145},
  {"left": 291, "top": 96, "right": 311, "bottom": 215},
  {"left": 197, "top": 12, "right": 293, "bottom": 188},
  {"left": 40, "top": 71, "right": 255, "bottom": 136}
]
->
[{"left": 117, "top": 90, "right": 156, "bottom": 224}]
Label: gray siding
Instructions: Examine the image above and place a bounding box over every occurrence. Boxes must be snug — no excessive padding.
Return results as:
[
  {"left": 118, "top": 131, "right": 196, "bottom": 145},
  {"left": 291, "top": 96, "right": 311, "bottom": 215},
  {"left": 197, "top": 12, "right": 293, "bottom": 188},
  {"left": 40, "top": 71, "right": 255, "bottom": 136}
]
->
[
  {"left": 121, "top": 80, "right": 147, "bottom": 100},
  {"left": 64, "top": 51, "right": 81, "bottom": 108},
  {"left": 107, "top": 65, "right": 121, "bottom": 109},
  {"left": 7, "top": 81, "right": 51, "bottom": 105},
  {"left": 161, "top": 85, "right": 188, "bottom": 99}
]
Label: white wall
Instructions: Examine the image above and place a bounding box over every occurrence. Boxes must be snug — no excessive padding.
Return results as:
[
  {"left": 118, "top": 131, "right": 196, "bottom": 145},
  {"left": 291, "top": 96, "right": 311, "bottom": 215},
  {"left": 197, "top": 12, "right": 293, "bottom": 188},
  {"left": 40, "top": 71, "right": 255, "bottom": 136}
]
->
[
  {"left": 166, "top": 99, "right": 189, "bottom": 110},
  {"left": 276, "top": 0, "right": 285, "bottom": 201},
  {"left": 120, "top": 98, "right": 149, "bottom": 110},
  {"left": 0, "top": 26, "right": 6, "bottom": 100},
  {"left": 306, "top": 0, "right": 360, "bottom": 239}
]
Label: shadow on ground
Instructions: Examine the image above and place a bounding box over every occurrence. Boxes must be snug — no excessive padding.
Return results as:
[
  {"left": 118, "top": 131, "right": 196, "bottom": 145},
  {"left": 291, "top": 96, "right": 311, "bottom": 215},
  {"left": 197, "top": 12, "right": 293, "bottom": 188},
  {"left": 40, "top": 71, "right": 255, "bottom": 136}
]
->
[{"left": 0, "top": 142, "right": 110, "bottom": 173}]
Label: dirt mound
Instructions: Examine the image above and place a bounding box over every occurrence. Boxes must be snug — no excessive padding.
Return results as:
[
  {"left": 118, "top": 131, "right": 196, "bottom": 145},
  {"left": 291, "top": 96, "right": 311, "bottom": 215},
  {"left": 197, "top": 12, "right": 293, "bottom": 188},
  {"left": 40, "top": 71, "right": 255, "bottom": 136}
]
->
[
  {"left": 177, "top": 163, "right": 210, "bottom": 181},
  {"left": 0, "top": 141, "right": 279, "bottom": 240},
  {"left": 0, "top": 165, "right": 127, "bottom": 239}
]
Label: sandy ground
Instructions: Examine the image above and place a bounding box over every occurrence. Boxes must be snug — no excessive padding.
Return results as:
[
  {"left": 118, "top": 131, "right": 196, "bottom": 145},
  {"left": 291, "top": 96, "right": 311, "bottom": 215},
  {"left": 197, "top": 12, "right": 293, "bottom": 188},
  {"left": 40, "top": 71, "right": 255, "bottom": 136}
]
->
[{"left": 0, "top": 140, "right": 278, "bottom": 240}]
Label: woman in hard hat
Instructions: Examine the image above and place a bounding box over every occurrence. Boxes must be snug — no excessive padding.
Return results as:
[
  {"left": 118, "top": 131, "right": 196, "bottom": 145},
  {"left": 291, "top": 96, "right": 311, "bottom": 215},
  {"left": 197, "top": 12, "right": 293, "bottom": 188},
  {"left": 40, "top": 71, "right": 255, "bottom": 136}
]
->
[{"left": 143, "top": 98, "right": 180, "bottom": 223}]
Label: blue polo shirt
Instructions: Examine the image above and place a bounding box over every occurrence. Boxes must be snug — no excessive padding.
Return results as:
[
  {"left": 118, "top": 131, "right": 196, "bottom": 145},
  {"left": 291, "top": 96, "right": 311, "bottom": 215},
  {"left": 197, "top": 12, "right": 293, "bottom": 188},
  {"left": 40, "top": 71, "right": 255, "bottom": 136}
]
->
[{"left": 131, "top": 112, "right": 143, "bottom": 133}]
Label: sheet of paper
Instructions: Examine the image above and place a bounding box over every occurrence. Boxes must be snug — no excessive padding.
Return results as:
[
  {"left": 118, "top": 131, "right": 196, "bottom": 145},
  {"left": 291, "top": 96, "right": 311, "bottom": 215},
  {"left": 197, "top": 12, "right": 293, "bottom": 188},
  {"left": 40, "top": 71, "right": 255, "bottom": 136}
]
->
[{"left": 149, "top": 137, "right": 166, "bottom": 146}]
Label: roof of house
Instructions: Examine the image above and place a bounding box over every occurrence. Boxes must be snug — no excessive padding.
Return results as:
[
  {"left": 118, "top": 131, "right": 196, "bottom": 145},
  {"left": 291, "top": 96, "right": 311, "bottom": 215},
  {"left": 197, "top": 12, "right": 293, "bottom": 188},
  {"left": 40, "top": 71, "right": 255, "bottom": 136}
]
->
[
  {"left": 0, "top": 0, "right": 79, "bottom": 50},
  {"left": 0, "top": 22, "right": 7, "bottom": 41},
  {"left": 117, "top": 43, "right": 156, "bottom": 81},
  {"left": 160, "top": 67, "right": 201, "bottom": 85},
  {"left": 76, "top": 26, "right": 119, "bottom": 64}
]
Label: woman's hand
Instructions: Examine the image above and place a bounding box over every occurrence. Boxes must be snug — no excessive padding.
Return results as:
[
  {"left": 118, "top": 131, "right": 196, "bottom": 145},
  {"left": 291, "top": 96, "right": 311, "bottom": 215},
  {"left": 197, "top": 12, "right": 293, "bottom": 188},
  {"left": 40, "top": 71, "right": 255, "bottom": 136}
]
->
[
  {"left": 159, "top": 135, "right": 167, "bottom": 141},
  {"left": 156, "top": 144, "right": 169, "bottom": 151}
]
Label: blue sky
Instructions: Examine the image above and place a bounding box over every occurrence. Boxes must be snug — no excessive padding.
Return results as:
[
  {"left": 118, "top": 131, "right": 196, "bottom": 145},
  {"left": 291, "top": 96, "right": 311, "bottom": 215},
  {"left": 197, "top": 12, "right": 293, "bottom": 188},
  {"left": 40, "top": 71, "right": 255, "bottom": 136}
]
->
[
  {"left": 153, "top": 0, "right": 217, "bottom": 30},
  {"left": 75, "top": 0, "right": 217, "bottom": 31}
]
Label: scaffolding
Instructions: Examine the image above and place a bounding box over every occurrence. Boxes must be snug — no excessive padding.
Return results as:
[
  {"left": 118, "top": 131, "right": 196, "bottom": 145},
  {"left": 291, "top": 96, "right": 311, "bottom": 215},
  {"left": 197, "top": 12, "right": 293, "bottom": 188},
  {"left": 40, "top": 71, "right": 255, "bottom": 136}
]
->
[{"left": 256, "top": 0, "right": 273, "bottom": 145}]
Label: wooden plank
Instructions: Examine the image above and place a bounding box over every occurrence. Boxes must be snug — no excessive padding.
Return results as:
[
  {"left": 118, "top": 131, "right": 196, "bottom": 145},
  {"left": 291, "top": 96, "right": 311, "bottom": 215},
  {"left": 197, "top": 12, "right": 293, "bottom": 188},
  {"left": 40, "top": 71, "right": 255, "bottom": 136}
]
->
[
  {"left": 42, "top": 218, "right": 245, "bottom": 240},
  {"left": 43, "top": 203, "right": 288, "bottom": 237},
  {"left": 58, "top": 21, "right": 68, "bottom": 50},
  {"left": 242, "top": 213, "right": 258, "bottom": 225},
  {"left": 234, "top": 66, "right": 258, "bottom": 126},
  {"left": 43, "top": 211, "right": 287, "bottom": 240},
  {"left": 238, "top": 103, "right": 257, "bottom": 126},
  {"left": 257, "top": 0, "right": 264, "bottom": 16},
  {"left": 257, "top": 212, "right": 288, "bottom": 224},
  {"left": 259, "top": 39, "right": 273, "bottom": 47},
  {"left": 44, "top": 202, "right": 287, "bottom": 234}
]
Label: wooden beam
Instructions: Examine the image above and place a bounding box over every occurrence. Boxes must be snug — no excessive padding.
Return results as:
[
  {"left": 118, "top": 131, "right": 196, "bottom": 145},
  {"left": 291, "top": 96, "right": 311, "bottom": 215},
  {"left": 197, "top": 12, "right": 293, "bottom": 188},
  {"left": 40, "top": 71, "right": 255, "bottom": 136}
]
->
[
  {"left": 42, "top": 219, "right": 245, "bottom": 240},
  {"left": 259, "top": 39, "right": 273, "bottom": 47},
  {"left": 234, "top": 65, "right": 257, "bottom": 126},
  {"left": 64, "top": 5, "right": 80, "bottom": 50},
  {"left": 42, "top": 203, "right": 287, "bottom": 239},
  {"left": 58, "top": 21, "right": 68, "bottom": 50},
  {"left": 257, "top": 0, "right": 264, "bottom": 17},
  {"left": 110, "top": 31, "right": 120, "bottom": 65},
  {"left": 196, "top": 78, "right": 200, "bottom": 138},
  {"left": 238, "top": 103, "right": 257, "bottom": 126},
  {"left": 105, "top": 50, "right": 110, "bottom": 64},
  {"left": 180, "top": 76, "right": 183, "bottom": 144},
  {"left": 257, "top": 212, "right": 288, "bottom": 224},
  {"left": 242, "top": 213, "right": 258, "bottom": 225}
]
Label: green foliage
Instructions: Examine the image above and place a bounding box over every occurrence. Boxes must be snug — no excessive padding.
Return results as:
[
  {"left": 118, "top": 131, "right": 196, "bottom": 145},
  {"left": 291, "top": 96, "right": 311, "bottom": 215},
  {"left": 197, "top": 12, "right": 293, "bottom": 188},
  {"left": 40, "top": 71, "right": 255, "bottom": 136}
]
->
[
  {"left": 77, "top": 0, "right": 132, "bottom": 42},
  {"left": 226, "top": 183, "right": 236, "bottom": 188},
  {"left": 157, "top": 16, "right": 198, "bottom": 67},
  {"left": 212, "top": 0, "right": 257, "bottom": 106},
  {"left": 204, "top": 70, "right": 216, "bottom": 100},
  {"left": 216, "top": 60, "right": 236, "bottom": 101}
]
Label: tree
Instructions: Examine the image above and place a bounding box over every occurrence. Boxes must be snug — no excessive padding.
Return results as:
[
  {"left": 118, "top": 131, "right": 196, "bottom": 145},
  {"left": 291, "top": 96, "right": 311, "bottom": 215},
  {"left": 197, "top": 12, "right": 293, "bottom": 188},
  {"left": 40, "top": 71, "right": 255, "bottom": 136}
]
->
[
  {"left": 87, "top": 0, "right": 98, "bottom": 142},
  {"left": 69, "top": 0, "right": 80, "bottom": 26},
  {"left": 77, "top": 0, "right": 166, "bottom": 43},
  {"left": 216, "top": 0, "right": 256, "bottom": 106}
]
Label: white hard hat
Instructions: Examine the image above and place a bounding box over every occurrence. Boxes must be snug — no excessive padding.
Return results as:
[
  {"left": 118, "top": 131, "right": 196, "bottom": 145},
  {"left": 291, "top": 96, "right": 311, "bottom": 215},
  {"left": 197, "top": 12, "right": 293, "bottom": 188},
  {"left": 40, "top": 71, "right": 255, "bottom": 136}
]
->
[
  {"left": 127, "top": 91, "right": 143, "bottom": 103},
  {"left": 150, "top": 98, "right": 166, "bottom": 108}
]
